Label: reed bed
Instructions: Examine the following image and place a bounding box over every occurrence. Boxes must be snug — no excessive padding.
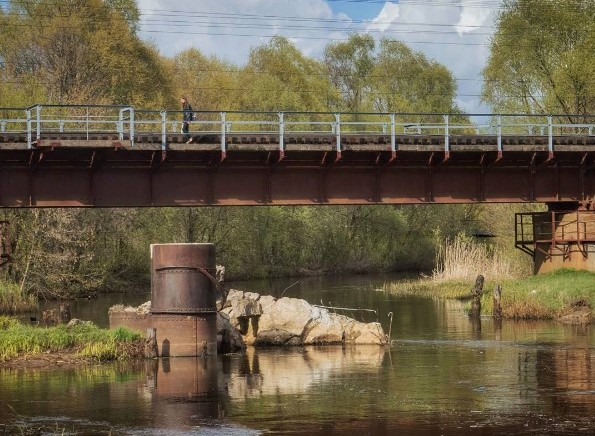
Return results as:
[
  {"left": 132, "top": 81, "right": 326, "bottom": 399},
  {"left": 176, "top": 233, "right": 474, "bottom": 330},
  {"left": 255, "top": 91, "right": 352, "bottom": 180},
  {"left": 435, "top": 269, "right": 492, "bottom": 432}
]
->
[
  {"left": 0, "top": 281, "right": 37, "bottom": 314},
  {"left": 432, "top": 235, "right": 525, "bottom": 282}
]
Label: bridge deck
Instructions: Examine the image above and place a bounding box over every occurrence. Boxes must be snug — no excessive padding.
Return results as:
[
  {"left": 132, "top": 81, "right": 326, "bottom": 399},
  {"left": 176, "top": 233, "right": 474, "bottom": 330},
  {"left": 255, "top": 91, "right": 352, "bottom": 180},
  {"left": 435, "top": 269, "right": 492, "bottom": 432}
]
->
[{"left": 0, "top": 124, "right": 593, "bottom": 207}]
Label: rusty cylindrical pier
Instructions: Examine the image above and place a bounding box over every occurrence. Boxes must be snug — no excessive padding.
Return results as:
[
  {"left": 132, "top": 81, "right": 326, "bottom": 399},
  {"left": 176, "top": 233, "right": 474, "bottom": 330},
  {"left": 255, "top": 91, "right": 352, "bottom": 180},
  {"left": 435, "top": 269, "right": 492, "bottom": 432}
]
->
[{"left": 150, "top": 243, "right": 218, "bottom": 357}]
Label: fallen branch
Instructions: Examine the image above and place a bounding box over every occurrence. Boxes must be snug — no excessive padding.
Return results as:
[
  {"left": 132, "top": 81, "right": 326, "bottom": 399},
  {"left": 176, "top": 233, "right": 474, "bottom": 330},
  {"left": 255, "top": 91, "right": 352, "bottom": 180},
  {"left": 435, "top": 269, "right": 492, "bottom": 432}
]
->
[{"left": 313, "top": 304, "right": 377, "bottom": 315}]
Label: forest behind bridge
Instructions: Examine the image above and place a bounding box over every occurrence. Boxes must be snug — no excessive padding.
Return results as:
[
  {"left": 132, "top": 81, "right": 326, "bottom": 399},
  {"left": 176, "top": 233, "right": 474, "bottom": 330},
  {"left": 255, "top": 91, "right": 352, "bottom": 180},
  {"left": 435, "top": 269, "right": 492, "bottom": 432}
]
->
[{"left": 1, "top": 0, "right": 594, "bottom": 299}]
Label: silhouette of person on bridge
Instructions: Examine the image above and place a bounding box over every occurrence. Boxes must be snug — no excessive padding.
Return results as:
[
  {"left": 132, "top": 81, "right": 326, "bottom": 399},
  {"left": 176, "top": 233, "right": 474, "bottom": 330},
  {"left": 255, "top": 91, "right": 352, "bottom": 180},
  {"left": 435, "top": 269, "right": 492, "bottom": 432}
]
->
[{"left": 180, "top": 96, "right": 193, "bottom": 144}]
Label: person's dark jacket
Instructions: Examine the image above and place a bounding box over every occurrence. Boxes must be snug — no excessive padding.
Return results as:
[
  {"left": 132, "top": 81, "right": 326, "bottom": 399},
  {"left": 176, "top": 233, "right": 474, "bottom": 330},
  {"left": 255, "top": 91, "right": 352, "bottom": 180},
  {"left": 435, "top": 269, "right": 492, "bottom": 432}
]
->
[{"left": 182, "top": 103, "right": 193, "bottom": 122}]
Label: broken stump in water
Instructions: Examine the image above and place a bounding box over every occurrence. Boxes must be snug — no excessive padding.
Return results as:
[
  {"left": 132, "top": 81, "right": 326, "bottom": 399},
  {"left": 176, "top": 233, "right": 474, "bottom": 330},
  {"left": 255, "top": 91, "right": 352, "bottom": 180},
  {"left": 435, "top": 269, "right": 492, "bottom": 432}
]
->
[
  {"left": 493, "top": 285, "right": 503, "bottom": 320},
  {"left": 470, "top": 275, "right": 484, "bottom": 318}
]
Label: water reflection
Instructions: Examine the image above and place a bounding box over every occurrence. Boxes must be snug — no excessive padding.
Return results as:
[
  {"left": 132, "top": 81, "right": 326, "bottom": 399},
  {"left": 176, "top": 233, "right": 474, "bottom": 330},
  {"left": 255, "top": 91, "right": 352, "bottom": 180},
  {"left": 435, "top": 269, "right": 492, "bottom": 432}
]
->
[
  {"left": 222, "top": 346, "right": 386, "bottom": 399},
  {"left": 1, "top": 275, "right": 594, "bottom": 435}
]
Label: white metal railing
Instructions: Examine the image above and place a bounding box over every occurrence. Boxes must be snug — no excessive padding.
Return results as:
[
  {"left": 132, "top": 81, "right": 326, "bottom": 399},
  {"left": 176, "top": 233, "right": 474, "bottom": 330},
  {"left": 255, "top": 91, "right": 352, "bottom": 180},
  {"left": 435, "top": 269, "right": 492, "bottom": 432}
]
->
[{"left": 0, "top": 106, "right": 594, "bottom": 155}]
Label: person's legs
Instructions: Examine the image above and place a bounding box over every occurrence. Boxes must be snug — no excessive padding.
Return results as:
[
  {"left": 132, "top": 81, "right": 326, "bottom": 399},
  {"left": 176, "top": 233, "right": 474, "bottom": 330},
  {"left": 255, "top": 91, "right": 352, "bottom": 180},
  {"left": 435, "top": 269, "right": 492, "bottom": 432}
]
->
[
  {"left": 182, "top": 122, "right": 190, "bottom": 142},
  {"left": 182, "top": 122, "right": 192, "bottom": 144}
]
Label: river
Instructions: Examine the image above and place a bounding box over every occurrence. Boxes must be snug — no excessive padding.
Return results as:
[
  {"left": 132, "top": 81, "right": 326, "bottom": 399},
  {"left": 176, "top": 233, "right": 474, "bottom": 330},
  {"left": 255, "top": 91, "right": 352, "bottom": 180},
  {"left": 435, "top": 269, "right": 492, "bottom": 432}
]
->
[{"left": 1, "top": 274, "right": 594, "bottom": 435}]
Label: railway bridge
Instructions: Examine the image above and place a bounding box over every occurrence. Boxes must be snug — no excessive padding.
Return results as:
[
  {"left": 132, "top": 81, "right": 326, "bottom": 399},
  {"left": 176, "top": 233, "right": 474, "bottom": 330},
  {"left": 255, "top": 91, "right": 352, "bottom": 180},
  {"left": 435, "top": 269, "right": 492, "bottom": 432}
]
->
[{"left": 1, "top": 105, "right": 594, "bottom": 272}]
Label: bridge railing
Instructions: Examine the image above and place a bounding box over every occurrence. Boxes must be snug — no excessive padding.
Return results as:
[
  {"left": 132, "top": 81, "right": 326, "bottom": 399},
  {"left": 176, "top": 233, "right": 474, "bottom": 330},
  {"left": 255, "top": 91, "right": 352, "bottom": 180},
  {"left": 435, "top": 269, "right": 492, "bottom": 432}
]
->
[{"left": 1, "top": 106, "right": 594, "bottom": 151}]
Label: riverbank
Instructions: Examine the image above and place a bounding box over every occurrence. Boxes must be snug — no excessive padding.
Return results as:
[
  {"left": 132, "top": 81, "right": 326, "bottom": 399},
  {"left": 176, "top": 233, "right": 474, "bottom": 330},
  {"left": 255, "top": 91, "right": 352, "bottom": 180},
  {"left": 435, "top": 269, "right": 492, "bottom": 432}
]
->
[
  {"left": 384, "top": 269, "right": 594, "bottom": 321},
  {"left": 0, "top": 316, "right": 144, "bottom": 367}
]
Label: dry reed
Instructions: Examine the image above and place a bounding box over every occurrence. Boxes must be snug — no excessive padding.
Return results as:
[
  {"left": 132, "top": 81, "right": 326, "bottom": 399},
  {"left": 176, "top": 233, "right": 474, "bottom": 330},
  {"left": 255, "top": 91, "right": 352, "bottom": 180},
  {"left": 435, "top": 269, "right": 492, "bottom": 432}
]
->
[{"left": 432, "top": 235, "right": 523, "bottom": 282}]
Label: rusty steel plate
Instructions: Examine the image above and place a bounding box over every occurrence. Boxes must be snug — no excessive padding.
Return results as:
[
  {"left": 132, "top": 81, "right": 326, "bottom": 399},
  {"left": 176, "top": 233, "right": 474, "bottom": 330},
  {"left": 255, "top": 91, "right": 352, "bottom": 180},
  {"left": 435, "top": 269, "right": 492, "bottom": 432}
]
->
[{"left": 151, "top": 313, "right": 217, "bottom": 357}]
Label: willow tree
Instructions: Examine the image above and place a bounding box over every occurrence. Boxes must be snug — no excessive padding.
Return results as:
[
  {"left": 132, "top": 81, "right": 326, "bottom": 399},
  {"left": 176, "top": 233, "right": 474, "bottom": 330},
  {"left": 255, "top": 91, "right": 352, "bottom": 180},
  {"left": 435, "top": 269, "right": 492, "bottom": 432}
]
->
[
  {"left": 482, "top": 0, "right": 595, "bottom": 117},
  {"left": 372, "top": 38, "right": 459, "bottom": 114},
  {"left": 324, "top": 33, "right": 376, "bottom": 113},
  {"left": 0, "top": 0, "right": 172, "bottom": 106},
  {"left": 237, "top": 36, "right": 336, "bottom": 112},
  {"left": 168, "top": 49, "right": 240, "bottom": 111}
]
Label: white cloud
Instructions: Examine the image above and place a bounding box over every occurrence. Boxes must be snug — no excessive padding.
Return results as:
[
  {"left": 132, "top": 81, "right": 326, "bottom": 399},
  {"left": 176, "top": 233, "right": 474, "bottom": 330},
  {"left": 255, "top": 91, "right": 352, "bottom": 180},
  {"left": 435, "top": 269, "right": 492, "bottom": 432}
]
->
[
  {"left": 367, "top": 2, "right": 400, "bottom": 32},
  {"left": 364, "top": 0, "right": 497, "bottom": 113},
  {"left": 137, "top": 0, "right": 345, "bottom": 62},
  {"left": 136, "top": 0, "right": 498, "bottom": 114}
]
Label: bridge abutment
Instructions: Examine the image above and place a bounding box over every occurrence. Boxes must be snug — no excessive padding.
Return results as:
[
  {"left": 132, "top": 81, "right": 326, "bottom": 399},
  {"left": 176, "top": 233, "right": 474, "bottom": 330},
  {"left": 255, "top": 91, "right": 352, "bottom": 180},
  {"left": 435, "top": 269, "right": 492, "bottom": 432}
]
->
[{"left": 516, "top": 202, "right": 595, "bottom": 274}]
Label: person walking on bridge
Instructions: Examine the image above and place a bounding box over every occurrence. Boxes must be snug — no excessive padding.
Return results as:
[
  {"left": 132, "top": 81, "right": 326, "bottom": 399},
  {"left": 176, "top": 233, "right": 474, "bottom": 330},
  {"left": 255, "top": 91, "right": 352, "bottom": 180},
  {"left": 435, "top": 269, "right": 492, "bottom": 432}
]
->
[{"left": 180, "top": 96, "right": 194, "bottom": 144}]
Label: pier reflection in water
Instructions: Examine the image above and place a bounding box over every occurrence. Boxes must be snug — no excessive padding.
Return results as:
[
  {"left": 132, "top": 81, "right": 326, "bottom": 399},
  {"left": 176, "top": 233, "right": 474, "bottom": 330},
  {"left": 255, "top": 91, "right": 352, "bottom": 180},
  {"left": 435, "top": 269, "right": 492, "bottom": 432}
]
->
[{"left": 1, "top": 275, "right": 594, "bottom": 435}]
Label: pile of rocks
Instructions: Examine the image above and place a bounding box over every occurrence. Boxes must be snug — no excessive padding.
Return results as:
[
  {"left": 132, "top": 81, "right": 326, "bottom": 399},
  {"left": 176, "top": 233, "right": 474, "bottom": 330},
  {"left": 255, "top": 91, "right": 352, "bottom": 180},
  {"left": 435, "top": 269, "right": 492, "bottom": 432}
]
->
[{"left": 218, "top": 290, "right": 388, "bottom": 349}]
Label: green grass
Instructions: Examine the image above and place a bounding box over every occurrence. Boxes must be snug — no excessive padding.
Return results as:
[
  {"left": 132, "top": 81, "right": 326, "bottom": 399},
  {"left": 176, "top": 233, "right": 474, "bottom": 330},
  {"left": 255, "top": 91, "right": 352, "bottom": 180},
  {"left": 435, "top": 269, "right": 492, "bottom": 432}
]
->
[
  {"left": 0, "top": 318, "right": 142, "bottom": 362},
  {"left": 0, "top": 281, "right": 37, "bottom": 314},
  {"left": 385, "top": 269, "right": 595, "bottom": 319}
]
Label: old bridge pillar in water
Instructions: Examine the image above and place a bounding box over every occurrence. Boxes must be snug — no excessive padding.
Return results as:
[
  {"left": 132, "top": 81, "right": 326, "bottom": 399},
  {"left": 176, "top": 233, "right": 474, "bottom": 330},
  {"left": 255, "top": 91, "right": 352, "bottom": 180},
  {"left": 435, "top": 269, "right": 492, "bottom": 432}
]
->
[
  {"left": 110, "top": 243, "right": 218, "bottom": 357},
  {"left": 516, "top": 202, "right": 595, "bottom": 274},
  {"left": 150, "top": 243, "right": 218, "bottom": 357}
]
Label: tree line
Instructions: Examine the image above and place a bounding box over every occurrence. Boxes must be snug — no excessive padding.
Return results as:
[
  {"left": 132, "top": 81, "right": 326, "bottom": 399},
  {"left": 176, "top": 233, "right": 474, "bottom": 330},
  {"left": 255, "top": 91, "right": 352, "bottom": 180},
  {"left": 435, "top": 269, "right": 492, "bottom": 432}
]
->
[{"left": 1, "top": 0, "right": 592, "bottom": 298}]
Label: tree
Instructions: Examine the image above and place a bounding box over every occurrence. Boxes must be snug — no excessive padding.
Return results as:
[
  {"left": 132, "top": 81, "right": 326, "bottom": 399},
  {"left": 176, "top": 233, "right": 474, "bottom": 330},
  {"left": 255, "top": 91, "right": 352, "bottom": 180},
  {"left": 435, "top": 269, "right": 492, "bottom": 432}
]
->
[
  {"left": 372, "top": 38, "right": 459, "bottom": 114},
  {"left": 482, "top": 0, "right": 595, "bottom": 118},
  {"left": 168, "top": 49, "right": 240, "bottom": 111},
  {"left": 237, "top": 36, "right": 335, "bottom": 112},
  {"left": 324, "top": 34, "right": 376, "bottom": 112},
  {"left": 0, "top": 0, "right": 172, "bottom": 106}
]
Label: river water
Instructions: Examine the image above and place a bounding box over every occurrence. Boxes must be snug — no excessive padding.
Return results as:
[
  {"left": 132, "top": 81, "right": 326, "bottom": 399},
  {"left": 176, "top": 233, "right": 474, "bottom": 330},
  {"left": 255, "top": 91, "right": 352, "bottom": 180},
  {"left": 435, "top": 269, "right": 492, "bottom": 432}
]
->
[{"left": 1, "top": 275, "right": 594, "bottom": 435}]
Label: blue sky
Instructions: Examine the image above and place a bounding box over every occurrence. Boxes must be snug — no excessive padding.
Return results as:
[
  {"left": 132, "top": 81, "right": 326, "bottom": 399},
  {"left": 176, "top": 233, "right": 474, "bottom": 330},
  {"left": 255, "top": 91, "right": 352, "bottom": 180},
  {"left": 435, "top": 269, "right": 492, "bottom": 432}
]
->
[{"left": 328, "top": 0, "right": 386, "bottom": 20}]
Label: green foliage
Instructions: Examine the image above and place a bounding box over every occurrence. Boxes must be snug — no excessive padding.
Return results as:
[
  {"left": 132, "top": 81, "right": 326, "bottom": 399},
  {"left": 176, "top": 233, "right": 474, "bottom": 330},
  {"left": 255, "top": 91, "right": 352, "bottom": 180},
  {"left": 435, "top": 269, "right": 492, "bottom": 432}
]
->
[
  {"left": 483, "top": 0, "right": 595, "bottom": 116},
  {"left": 0, "top": 322, "right": 142, "bottom": 361},
  {"left": 0, "top": 315, "right": 20, "bottom": 330},
  {"left": 0, "top": 280, "right": 37, "bottom": 314},
  {"left": 387, "top": 269, "right": 595, "bottom": 319},
  {"left": 0, "top": 0, "right": 172, "bottom": 106}
]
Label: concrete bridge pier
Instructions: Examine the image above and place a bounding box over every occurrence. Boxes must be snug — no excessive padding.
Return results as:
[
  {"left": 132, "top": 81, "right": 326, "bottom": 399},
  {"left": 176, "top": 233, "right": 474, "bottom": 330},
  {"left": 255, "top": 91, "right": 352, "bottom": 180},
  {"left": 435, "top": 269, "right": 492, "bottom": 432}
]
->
[{"left": 516, "top": 202, "right": 595, "bottom": 274}]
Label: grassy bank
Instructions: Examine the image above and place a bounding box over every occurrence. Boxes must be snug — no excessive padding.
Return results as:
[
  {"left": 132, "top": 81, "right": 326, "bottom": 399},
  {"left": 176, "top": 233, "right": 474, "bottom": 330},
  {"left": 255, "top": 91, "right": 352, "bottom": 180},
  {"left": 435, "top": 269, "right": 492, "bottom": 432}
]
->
[
  {"left": 0, "top": 316, "right": 143, "bottom": 362},
  {"left": 385, "top": 269, "right": 595, "bottom": 320},
  {"left": 0, "top": 281, "right": 37, "bottom": 314}
]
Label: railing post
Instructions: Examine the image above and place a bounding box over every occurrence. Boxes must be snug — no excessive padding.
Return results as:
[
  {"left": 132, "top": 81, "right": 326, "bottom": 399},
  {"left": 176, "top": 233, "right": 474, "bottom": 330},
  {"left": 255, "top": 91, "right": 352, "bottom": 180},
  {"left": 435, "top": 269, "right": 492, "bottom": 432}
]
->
[
  {"left": 444, "top": 114, "right": 450, "bottom": 157},
  {"left": 129, "top": 107, "right": 135, "bottom": 147},
  {"left": 26, "top": 109, "right": 32, "bottom": 149},
  {"left": 35, "top": 105, "right": 41, "bottom": 142},
  {"left": 161, "top": 111, "right": 167, "bottom": 151},
  {"left": 335, "top": 113, "right": 341, "bottom": 154},
  {"left": 278, "top": 112, "right": 284, "bottom": 157},
  {"left": 390, "top": 113, "right": 396, "bottom": 154},
  {"left": 220, "top": 112, "right": 226, "bottom": 156},
  {"left": 497, "top": 114, "right": 502, "bottom": 156},
  {"left": 548, "top": 115, "right": 553, "bottom": 156},
  {"left": 118, "top": 109, "right": 124, "bottom": 141}
]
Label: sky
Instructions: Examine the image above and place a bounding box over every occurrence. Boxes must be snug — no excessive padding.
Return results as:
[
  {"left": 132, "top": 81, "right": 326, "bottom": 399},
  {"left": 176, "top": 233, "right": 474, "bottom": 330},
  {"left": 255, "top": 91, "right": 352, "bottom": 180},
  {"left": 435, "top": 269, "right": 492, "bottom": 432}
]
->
[{"left": 136, "top": 0, "right": 499, "bottom": 114}]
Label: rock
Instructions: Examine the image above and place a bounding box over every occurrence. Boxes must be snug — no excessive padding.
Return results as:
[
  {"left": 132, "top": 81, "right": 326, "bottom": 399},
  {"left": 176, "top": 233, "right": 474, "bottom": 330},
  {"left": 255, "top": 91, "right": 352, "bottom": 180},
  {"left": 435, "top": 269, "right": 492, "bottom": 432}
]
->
[
  {"left": 232, "top": 298, "right": 262, "bottom": 318},
  {"left": 217, "top": 312, "right": 246, "bottom": 353},
  {"left": 66, "top": 319, "right": 93, "bottom": 328},
  {"left": 304, "top": 310, "right": 388, "bottom": 345},
  {"left": 254, "top": 329, "right": 301, "bottom": 346},
  {"left": 558, "top": 307, "right": 592, "bottom": 325},
  {"left": 108, "top": 301, "right": 151, "bottom": 315},
  {"left": 259, "top": 295, "right": 277, "bottom": 313},
  {"left": 256, "top": 297, "right": 315, "bottom": 345},
  {"left": 303, "top": 308, "right": 345, "bottom": 345}
]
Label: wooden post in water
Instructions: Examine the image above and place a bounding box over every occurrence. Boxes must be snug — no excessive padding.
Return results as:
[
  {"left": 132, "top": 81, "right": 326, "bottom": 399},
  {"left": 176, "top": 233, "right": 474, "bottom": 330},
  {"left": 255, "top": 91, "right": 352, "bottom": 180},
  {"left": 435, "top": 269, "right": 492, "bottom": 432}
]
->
[
  {"left": 493, "top": 285, "right": 503, "bottom": 320},
  {"left": 145, "top": 328, "right": 158, "bottom": 358},
  {"left": 493, "top": 284, "right": 503, "bottom": 341},
  {"left": 470, "top": 275, "right": 484, "bottom": 318}
]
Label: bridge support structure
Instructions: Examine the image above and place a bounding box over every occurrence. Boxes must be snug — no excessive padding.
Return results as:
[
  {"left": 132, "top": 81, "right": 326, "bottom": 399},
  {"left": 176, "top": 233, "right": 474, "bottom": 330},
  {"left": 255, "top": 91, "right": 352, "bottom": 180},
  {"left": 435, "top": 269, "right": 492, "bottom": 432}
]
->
[{"left": 516, "top": 202, "right": 595, "bottom": 274}]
